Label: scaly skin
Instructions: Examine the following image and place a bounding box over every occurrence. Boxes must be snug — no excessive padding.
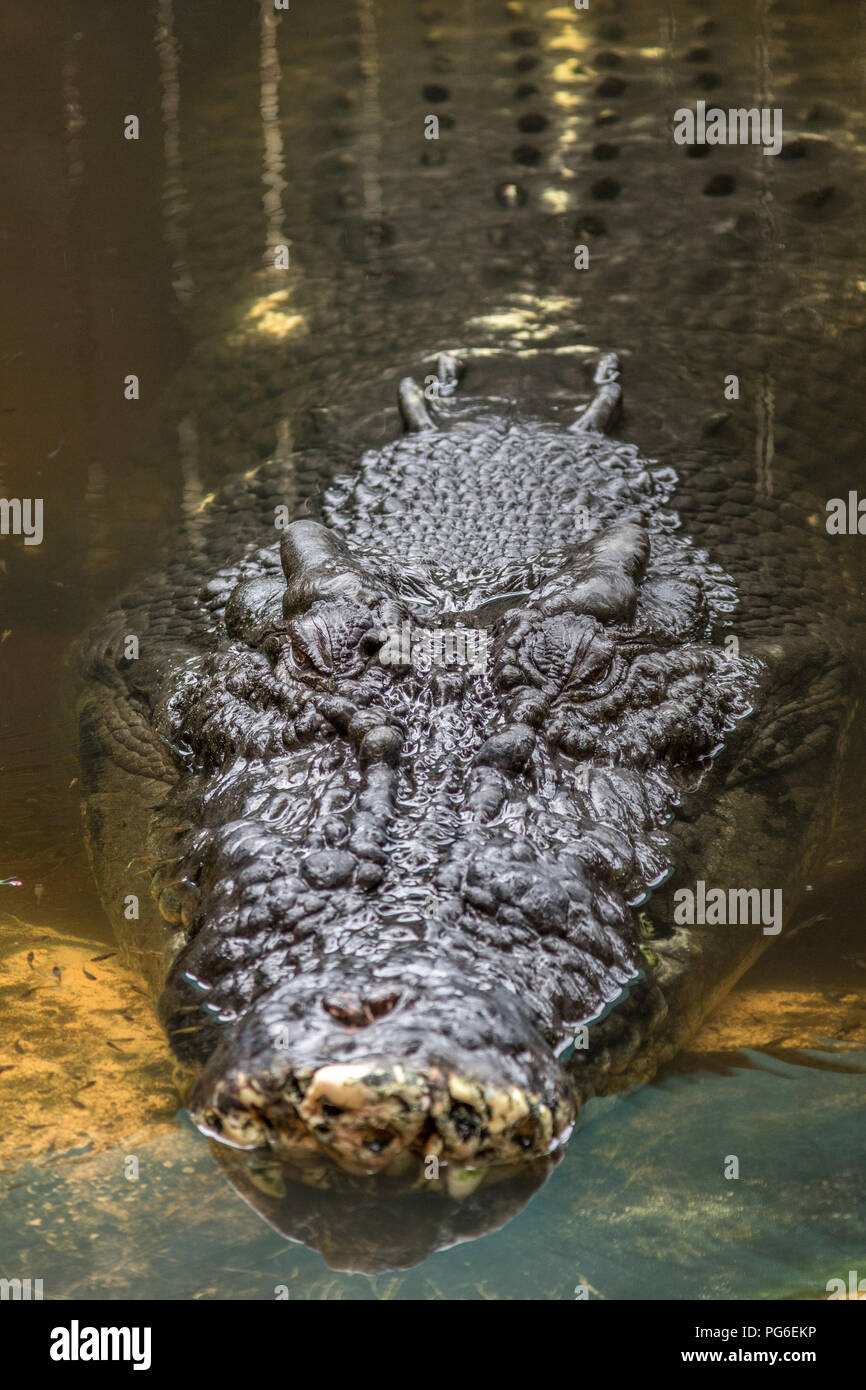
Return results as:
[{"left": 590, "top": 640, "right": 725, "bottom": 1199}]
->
[
  {"left": 65, "top": 4, "right": 862, "bottom": 1273},
  {"left": 77, "top": 354, "right": 848, "bottom": 1177}
]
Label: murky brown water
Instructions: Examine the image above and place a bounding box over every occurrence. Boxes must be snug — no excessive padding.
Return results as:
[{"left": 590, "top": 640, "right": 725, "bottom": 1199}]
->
[{"left": 1, "top": 0, "right": 864, "bottom": 1297}]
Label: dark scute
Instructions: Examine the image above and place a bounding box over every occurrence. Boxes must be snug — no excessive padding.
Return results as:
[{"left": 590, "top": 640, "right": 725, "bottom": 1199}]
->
[
  {"left": 476, "top": 723, "right": 536, "bottom": 774},
  {"left": 359, "top": 726, "right": 404, "bottom": 767},
  {"left": 224, "top": 576, "right": 285, "bottom": 644},
  {"left": 280, "top": 519, "right": 348, "bottom": 583},
  {"left": 302, "top": 850, "right": 357, "bottom": 889}
]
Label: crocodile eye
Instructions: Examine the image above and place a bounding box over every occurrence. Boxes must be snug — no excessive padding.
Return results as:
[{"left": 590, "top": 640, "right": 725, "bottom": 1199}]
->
[
  {"left": 291, "top": 644, "right": 310, "bottom": 668},
  {"left": 582, "top": 652, "right": 612, "bottom": 684},
  {"left": 569, "top": 650, "right": 618, "bottom": 702}
]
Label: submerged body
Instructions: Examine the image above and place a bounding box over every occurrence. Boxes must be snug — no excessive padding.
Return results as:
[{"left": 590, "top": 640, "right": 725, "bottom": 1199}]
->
[{"left": 76, "top": 356, "right": 848, "bottom": 1175}]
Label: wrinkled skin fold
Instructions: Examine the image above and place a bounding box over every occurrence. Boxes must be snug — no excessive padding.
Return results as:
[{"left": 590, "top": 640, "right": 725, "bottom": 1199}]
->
[{"left": 77, "top": 357, "right": 761, "bottom": 1175}]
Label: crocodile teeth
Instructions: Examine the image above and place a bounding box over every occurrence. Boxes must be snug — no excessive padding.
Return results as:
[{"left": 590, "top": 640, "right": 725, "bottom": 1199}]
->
[{"left": 296, "top": 1063, "right": 431, "bottom": 1174}]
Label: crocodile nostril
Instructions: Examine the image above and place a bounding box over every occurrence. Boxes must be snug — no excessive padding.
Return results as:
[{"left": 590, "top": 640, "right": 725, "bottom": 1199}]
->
[
  {"left": 363, "top": 1133, "right": 394, "bottom": 1154},
  {"left": 322, "top": 991, "right": 402, "bottom": 1028},
  {"left": 450, "top": 1102, "right": 482, "bottom": 1142}
]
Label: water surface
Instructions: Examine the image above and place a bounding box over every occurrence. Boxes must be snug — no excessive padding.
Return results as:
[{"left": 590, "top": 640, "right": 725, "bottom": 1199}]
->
[{"left": 1, "top": 0, "right": 864, "bottom": 1298}]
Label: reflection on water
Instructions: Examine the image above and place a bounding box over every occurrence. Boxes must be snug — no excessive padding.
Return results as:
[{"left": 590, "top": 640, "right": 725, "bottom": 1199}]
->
[
  {"left": 1, "top": 0, "right": 865, "bottom": 1296},
  {"left": 216, "top": 1144, "right": 560, "bottom": 1275},
  {"left": 1, "top": 1039, "right": 863, "bottom": 1298}
]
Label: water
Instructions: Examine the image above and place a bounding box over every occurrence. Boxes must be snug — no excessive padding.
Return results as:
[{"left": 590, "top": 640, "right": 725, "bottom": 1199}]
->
[{"left": 1, "top": 0, "right": 864, "bottom": 1298}]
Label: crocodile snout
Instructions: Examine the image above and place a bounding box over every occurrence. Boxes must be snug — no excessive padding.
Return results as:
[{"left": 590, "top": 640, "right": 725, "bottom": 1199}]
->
[
  {"left": 188, "top": 966, "right": 575, "bottom": 1173},
  {"left": 193, "top": 1057, "right": 570, "bottom": 1174}
]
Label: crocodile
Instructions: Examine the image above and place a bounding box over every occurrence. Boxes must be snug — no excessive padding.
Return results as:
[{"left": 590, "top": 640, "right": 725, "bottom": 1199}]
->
[{"left": 75, "top": 348, "right": 852, "bottom": 1178}]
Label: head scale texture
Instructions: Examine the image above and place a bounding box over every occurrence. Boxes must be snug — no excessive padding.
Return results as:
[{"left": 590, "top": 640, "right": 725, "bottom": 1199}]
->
[{"left": 145, "top": 405, "right": 756, "bottom": 1172}]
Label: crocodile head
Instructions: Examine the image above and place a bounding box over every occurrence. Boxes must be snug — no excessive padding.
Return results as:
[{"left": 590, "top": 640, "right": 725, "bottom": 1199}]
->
[{"left": 153, "top": 441, "right": 754, "bottom": 1174}]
